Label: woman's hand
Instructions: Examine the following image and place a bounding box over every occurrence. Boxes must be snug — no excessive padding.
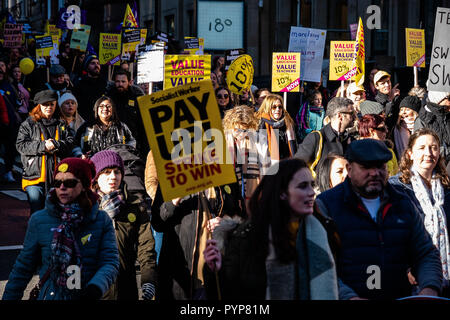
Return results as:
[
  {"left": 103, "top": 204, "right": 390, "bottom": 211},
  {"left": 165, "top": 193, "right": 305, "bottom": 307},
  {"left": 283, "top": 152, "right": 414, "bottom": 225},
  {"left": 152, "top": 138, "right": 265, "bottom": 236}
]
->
[
  {"left": 44, "top": 139, "right": 55, "bottom": 152},
  {"left": 207, "top": 217, "right": 222, "bottom": 233},
  {"left": 204, "top": 239, "right": 222, "bottom": 272}
]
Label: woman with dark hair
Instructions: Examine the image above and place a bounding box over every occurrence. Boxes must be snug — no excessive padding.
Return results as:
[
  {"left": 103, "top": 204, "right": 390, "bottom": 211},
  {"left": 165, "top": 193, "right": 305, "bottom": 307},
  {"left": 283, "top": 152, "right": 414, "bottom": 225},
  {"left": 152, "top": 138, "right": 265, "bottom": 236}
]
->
[
  {"left": 254, "top": 88, "right": 270, "bottom": 111},
  {"left": 215, "top": 86, "right": 234, "bottom": 118},
  {"left": 389, "top": 128, "right": 450, "bottom": 297},
  {"left": 10, "top": 64, "right": 30, "bottom": 121},
  {"left": 358, "top": 113, "right": 399, "bottom": 176},
  {"left": 2, "top": 158, "right": 119, "bottom": 300},
  {"left": 296, "top": 90, "right": 325, "bottom": 142},
  {"left": 257, "top": 94, "right": 297, "bottom": 161},
  {"left": 16, "top": 90, "right": 75, "bottom": 214},
  {"left": 212, "top": 56, "right": 225, "bottom": 87},
  {"left": 316, "top": 154, "right": 348, "bottom": 193},
  {"left": 76, "top": 96, "right": 136, "bottom": 157},
  {"left": 203, "top": 158, "right": 339, "bottom": 300}
]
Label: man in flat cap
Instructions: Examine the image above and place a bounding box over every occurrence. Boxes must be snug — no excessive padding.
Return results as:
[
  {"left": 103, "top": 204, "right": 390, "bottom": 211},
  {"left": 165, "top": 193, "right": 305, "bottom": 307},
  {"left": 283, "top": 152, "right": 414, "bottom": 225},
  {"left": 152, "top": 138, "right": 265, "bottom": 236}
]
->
[{"left": 316, "top": 139, "right": 443, "bottom": 300}]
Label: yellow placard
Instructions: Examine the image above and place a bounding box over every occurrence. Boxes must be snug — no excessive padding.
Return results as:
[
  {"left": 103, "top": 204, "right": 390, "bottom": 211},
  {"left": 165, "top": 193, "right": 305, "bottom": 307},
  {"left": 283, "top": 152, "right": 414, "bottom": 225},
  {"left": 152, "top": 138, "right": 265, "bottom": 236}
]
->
[
  {"left": 99, "top": 33, "right": 122, "bottom": 65},
  {"left": 137, "top": 80, "right": 237, "bottom": 202},
  {"left": 46, "top": 23, "right": 62, "bottom": 41},
  {"left": 271, "top": 52, "right": 301, "bottom": 92},
  {"left": 406, "top": 28, "right": 425, "bottom": 67},
  {"left": 226, "top": 54, "right": 254, "bottom": 94},
  {"left": 35, "top": 35, "right": 53, "bottom": 58},
  {"left": 164, "top": 55, "right": 211, "bottom": 89},
  {"left": 329, "top": 41, "right": 356, "bottom": 81},
  {"left": 352, "top": 18, "right": 365, "bottom": 86}
]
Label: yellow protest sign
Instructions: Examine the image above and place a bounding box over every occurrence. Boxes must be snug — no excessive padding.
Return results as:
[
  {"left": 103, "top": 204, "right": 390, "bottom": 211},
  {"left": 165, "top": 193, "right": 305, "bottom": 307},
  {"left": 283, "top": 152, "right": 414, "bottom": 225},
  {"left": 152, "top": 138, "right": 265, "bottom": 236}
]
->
[
  {"left": 45, "top": 23, "right": 62, "bottom": 41},
  {"left": 35, "top": 35, "right": 53, "bottom": 58},
  {"left": 406, "top": 28, "right": 425, "bottom": 67},
  {"left": 137, "top": 80, "right": 237, "bottom": 202},
  {"left": 164, "top": 55, "right": 211, "bottom": 89},
  {"left": 99, "top": 33, "right": 122, "bottom": 65},
  {"left": 329, "top": 41, "right": 356, "bottom": 80},
  {"left": 271, "top": 52, "right": 301, "bottom": 92},
  {"left": 226, "top": 54, "right": 254, "bottom": 94}
]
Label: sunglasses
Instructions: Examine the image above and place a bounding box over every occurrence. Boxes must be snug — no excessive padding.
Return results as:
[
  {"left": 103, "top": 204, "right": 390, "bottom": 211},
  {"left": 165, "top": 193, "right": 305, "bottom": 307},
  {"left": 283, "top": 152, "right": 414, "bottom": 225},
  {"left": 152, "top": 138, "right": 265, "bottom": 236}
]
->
[
  {"left": 217, "top": 94, "right": 229, "bottom": 99},
  {"left": 53, "top": 178, "right": 80, "bottom": 188},
  {"left": 271, "top": 105, "right": 283, "bottom": 110}
]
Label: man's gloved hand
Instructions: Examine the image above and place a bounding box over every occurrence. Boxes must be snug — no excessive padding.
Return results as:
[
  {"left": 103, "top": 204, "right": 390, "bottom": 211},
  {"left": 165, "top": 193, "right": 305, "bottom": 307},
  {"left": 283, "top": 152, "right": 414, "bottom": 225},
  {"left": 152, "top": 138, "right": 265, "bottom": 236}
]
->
[
  {"left": 79, "top": 284, "right": 103, "bottom": 300},
  {"left": 142, "top": 282, "right": 155, "bottom": 300}
]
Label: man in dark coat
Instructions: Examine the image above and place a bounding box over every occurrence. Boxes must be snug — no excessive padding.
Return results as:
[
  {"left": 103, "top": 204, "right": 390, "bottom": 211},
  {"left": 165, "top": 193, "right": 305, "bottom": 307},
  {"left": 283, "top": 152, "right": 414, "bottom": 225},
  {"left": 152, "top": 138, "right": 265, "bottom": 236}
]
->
[
  {"left": 373, "top": 70, "right": 401, "bottom": 132},
  {"left": 105, "top": 69, "right": 148, "bottom": 156},
  {"left": 295, "top": 97, "right": 356, "bottom": 171},
  {"left": 316, "top": 139, "right": 443, "bottom": 300},
  {"left": 73, "top": 54, "right": 108, "bottom": 123}
]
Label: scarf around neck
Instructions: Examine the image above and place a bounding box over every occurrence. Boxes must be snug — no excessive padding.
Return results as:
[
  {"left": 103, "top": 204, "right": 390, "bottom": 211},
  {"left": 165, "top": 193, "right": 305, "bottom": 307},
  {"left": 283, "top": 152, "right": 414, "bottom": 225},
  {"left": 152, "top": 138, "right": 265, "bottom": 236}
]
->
[
  {"left": 49, "top": 198, "right": 84, "bottom": 292},
  {"left": 99, "top": 189, "right": 124, "bottom": 220},
  {"left": 410, "top": 168, "right": 450, "bottom": 280}
]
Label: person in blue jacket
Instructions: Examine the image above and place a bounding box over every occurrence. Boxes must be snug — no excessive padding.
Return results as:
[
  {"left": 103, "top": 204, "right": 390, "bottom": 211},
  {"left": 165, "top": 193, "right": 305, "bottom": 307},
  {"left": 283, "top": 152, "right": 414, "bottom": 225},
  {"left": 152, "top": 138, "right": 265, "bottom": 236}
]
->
[
  {"left": 316, "top": 138, "right": 443, "bottom": 300},
  {"left": 2, "top": 157, "right": 119, "bottom": 300}
]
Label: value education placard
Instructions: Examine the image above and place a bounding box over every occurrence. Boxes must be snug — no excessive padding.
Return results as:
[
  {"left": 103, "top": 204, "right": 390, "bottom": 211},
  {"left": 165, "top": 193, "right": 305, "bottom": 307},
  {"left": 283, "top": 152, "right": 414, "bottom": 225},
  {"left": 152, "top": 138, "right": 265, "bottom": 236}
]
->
[
  {"left": 271, "top": 52, "right": 301, "bottom": 92},
  {"left": 137, "top": 80, "right": 236, "bottom": 201},
  {"left": 329, "top": 41, "right": 356, "bottom": 80},
  {"left": 99, "top": 33, "right": 122, "bottom": 65},
  {"left": 164, "top": 55, "right": 211, "bottom": 89},
  {"left": 406, "top": 28, "right": 425, "bottom": 67}
]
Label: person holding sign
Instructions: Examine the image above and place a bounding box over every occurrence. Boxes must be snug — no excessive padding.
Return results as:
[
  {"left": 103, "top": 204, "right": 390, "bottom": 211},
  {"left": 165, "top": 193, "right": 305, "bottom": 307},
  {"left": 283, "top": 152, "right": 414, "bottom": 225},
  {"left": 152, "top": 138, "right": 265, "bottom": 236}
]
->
[
  {"left": 203, "top": 158, "right": 339, "bottom": 300},
  {"left": 256, "top": 94, "right": 297, "bottom": 161}
]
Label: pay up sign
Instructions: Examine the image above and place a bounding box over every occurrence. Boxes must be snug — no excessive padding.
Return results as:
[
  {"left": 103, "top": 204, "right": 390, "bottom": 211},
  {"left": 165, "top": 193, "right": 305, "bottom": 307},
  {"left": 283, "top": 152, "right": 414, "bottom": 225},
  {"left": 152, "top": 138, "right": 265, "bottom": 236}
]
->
[
  {"left": 272, "top": 52, "right": 301, "bottom": 92},
  {"left": 428, "top": 7, "right": 450, "bottom": 92},
  {"left": 137, "top": 80, "right": 236, "bottom": 201}
]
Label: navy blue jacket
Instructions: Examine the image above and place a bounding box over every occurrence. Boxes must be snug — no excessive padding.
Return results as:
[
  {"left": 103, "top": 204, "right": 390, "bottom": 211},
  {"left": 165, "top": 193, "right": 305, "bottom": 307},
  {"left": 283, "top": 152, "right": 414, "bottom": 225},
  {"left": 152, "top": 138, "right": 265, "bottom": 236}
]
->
[
  {"left": 389, "top": 174, "right": 450, "bottom": 234},
  {"left": 316, "top": 178, "right": 442, "bottom": 300}
]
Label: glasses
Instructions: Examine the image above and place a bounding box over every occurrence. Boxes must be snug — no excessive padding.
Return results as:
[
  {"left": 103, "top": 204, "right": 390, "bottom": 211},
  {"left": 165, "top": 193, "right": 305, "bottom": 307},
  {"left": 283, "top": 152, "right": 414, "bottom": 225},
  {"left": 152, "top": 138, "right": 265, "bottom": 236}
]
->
[
  {"left": 340, "top": 111, "right": 355, "bottom": 117},
  {"left": 99, "top": 104, "right": 112, "bottom": 109},
  {"left": 271, "top": 105, "right": 283, "bottom": 110},
  {"left": 217, "top": 94, "right": 229, "bottom": 99},
  {"left": 53, "top": 178, "right": 80, "bottom": 188},
  {"left": 374, "top": 126, "right": 388, "bottom": 133}
]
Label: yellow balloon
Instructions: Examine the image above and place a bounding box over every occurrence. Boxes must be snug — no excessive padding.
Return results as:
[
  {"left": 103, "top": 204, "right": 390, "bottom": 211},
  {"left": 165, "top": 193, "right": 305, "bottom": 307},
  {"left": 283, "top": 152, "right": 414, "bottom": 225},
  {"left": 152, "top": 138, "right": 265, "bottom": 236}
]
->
[{"left": 19, "top": 58, "right": 35, "bottom": 75}]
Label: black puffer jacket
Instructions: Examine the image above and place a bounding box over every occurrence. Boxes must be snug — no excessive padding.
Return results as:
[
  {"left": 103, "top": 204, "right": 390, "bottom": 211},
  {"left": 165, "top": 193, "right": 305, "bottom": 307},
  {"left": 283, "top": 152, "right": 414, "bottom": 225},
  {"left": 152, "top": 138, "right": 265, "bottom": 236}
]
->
[
  {"left": 16, "top": 116, "right": 75, "bottom": 190},
  {"left": 417, "top": 100, "right": 450, "bottom": 163}
]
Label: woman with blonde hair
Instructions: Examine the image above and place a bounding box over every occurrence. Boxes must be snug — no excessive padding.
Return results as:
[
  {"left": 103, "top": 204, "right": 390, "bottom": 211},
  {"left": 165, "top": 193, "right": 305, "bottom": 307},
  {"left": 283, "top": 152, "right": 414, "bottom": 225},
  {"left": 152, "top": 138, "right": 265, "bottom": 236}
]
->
[
  {"left": 256, "top": 94, "right": 297, "bottom": 161},
  {"left": 223, "top": 105, "right": 261, "bottom": 204},
  {"left": 389, "top": 128, "right": 450, "bottom": 297}
]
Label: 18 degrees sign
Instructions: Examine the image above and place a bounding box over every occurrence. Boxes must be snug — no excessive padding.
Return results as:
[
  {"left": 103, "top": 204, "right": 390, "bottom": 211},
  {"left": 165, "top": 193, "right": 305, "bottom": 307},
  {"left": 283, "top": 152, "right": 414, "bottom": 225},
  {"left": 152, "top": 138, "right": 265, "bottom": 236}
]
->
[{"left": 226, "top": 54, "right": 254, "bottom": 94}]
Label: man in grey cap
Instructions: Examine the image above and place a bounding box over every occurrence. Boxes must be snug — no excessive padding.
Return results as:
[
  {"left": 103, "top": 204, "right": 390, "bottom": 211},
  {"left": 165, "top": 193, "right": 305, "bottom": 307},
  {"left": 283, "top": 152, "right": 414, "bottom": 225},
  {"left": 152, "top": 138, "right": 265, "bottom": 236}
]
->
[
  {"left": 38, "top": 64, "right": 72, "bottom": 98},
  {"left": 316, "top": 138, "right": 443, "bottom": 300}
]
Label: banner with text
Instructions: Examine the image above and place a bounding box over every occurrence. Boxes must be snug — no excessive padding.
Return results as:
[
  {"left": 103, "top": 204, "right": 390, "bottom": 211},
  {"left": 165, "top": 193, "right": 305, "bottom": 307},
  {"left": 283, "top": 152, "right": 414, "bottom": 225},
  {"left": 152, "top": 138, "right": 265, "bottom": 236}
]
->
[
  {"left": 70, "top": 25, "right": 91, "bottom": 51},
  {"left": 164, "top": 55, "right": 211, "bottom": 89},
  {"left": 406, "top": 28, "right": 425, "bottom": 68},
  {"left": 428, "top": 7, "right": 450, "bottom": 92},
  {"left": 137, "top": 80, "right": 236, "bottom": 201},
  {"left": 288, "top": 27, "right": 326, "bottom": 82},
  {"left": 3, "top": 23, "right": 23, "bottom": 48},
  {"left": 329, "top": 41, "right": 356, "bottom": 81},
  {"left": 272, "top": 52, "right": 301, "bottom": 92},
  {"left": 99, "top": 33, "right": 122, "bottom": 65}
]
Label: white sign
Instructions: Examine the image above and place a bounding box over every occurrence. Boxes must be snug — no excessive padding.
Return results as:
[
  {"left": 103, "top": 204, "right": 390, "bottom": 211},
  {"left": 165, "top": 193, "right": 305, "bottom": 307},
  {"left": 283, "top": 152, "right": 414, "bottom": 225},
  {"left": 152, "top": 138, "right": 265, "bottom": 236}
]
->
[
  {"left": 137, "top": 48, "right": 164, "bottom": 84},
  {"left": 288, "top": 27, "right": 327, "bottom": 83},
  {"left": 197, "top": 0, "right": 244, "bottom": 50},
  {"left": 428, "top": 7, "right": 450, "bottom": 92}
]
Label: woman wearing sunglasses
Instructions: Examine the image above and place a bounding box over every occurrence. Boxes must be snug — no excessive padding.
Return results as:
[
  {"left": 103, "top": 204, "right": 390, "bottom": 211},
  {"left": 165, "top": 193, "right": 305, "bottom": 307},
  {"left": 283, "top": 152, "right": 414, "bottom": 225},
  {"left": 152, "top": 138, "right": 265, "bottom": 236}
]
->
[
  {"left": 256, "top": 94, "right": 297, "bottom": 163},
  {"left": 16, "top": 90, "right": 75, "bottom": 214},
  {"left": 358, "top": 113, "right": 399, "bottom": 176},
  {"left": 3, "top": 158, "right": 119, "bottom": 300},
  {"left": 215, "top": 86, "right": 234, "bottom": 118}
]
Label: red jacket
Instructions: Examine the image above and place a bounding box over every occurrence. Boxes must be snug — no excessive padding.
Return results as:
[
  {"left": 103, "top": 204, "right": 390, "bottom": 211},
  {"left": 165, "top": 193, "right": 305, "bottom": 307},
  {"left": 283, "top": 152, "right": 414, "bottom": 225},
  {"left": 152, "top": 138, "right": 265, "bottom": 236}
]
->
[{"left": 0, "top": 94, "right": 9, "bottom": 125}]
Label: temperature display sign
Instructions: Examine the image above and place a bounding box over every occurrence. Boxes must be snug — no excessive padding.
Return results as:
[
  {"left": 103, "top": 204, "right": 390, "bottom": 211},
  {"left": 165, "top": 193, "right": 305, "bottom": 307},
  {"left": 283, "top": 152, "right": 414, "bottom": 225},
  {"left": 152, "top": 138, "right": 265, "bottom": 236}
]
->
[{"left": 197, "top": 0, "right": 244, "bottom": 50}]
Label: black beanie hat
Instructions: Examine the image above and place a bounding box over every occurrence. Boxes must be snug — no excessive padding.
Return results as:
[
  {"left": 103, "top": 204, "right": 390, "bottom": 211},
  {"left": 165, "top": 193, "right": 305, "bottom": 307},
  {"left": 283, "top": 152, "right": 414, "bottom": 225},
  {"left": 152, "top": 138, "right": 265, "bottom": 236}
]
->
[{"left": 400, "top": 96, "right": 421, "bottom": 113}]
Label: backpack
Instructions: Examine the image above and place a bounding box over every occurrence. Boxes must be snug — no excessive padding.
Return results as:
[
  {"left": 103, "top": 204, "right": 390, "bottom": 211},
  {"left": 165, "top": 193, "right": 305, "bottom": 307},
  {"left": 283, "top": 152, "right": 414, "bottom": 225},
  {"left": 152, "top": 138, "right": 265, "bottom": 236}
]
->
[{"left": 105, "top": 144, "right": 146, "bottom": 194}]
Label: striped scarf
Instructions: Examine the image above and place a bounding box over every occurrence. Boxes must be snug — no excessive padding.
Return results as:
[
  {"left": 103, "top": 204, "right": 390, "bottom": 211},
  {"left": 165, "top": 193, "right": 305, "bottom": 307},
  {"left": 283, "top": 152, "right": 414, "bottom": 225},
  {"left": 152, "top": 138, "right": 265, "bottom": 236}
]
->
[{"left": 50, "top": 200, "right": 84, "bottom": 290}]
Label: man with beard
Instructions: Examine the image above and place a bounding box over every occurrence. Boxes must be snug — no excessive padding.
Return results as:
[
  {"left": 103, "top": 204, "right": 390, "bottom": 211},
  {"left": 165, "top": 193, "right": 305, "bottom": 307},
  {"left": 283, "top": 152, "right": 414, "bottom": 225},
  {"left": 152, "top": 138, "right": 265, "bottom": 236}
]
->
[
  {"left": 105, "top": 69, "right": 148, "bottom": 156},
  {"left": 315, "top": 139, "right": 443, "bottom": 300},
  {"left": 73, "top": 54, "right": 107, "bottom": 123}
]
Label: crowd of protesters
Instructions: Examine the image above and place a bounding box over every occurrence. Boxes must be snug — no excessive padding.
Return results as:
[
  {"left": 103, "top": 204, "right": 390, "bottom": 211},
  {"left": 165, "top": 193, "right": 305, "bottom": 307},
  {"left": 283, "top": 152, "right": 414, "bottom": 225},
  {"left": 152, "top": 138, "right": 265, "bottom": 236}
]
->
[{"left": 0, "top": 31, "right": 450, "bottom": 302}]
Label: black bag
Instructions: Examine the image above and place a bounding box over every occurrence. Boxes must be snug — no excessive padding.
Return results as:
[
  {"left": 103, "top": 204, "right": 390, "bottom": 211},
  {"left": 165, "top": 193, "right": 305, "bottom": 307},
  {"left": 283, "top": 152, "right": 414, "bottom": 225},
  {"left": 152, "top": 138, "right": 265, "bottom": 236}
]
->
[{"left": 105, "top": 144, "right": 146, "bottom": 193}]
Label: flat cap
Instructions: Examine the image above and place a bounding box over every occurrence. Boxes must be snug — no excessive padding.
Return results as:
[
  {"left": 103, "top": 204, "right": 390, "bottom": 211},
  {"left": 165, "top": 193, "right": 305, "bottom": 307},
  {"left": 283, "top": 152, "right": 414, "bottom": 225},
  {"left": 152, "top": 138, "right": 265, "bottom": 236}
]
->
[
  {"left": 345, "top": 139, "right": 392, "bottom": 164},
  {"left": 49, "top": 64, "right": 66, "bottom": 76},
  {"left": 34, "top": 89, "right": 58, "bottom": 105},
  {"left": 360, "top": 100, "right": 384, "bottom": 116}
]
